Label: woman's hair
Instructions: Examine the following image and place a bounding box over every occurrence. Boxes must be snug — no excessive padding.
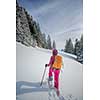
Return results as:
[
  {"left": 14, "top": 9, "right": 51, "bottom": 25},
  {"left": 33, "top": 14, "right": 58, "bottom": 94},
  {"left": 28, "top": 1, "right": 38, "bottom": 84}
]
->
[{"left": 52, "top": 49, "right": 58, "bottom": 55}]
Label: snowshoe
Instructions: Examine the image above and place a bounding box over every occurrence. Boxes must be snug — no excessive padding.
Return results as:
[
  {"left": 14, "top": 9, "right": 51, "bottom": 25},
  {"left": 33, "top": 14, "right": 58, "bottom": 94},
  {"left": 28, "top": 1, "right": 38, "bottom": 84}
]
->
[
  {"left": 48, "top": 76, "right": 53, "bottom": 81},
  {"left": 47, "top": 76, "right": 53, "bottom": 88}
]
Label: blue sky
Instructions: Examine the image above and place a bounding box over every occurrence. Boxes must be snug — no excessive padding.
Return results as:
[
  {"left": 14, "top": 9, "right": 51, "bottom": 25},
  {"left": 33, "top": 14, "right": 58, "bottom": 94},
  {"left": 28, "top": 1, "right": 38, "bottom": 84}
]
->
[{"left": 18, "top": 0, "right": 83, "bottom": 49}]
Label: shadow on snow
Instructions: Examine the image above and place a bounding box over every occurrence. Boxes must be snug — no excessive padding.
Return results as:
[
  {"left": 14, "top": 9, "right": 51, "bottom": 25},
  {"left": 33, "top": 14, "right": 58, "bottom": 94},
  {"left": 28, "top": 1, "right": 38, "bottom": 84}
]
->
[{"left": 16, "top": 81, "right": 48, "bottom": 95}]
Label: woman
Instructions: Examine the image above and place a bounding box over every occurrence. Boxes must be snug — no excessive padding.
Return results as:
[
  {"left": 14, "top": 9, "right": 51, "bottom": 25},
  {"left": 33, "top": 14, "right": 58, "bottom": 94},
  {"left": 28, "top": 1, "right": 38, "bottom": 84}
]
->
[{"left": 45, "top": 49, "right": 62, "bottom": 96}]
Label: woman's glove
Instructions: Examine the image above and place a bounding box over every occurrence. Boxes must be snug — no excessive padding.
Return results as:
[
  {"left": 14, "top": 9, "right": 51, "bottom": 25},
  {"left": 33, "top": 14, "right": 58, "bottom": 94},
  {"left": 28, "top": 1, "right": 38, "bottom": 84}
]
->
[{"left": 45, "top": 64, "right": 48, "bottom": 67}]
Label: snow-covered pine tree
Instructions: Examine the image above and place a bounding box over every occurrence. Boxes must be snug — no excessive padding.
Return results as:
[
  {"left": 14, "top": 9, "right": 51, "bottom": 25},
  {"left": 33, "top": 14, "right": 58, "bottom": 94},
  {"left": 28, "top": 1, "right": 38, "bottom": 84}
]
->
[
  {"left": 74, "top": 35, "right": 83, "bottom": 63},
  {"left": 64, "top": 40, "right": 68, "bottom": 52},
  {"left": 64, "top": 38, "right": 74, "bottom": 54},
  {"left": 80, "top": 35, "right": 83, "bottom": 50},
  {"left": 16, "top": 1, "right": 48, "bottom": 48},
  {"left": 52, "top": 40, "right": 56, "bottom": 49},
  {"left": 74, "top": 38, "right": 80, "bottom": 55},
  {"left": 41, "top": 33, "right": 48, "bottom": 49},
  {"left": 32, "top": 22, "right": 43, "bottom": 47},
  {"left": 47, "top": 35, "right": 52, "bottom": 49},
  {"left": 77, "top": 35, "right": 83, "bottom": 63}
]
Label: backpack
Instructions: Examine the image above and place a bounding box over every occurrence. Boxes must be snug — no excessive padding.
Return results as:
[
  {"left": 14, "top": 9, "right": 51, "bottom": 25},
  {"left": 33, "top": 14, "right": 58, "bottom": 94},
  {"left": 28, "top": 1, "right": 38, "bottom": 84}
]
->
[{"left": 52, "top": 55, "right": 62, "bottom": 69}]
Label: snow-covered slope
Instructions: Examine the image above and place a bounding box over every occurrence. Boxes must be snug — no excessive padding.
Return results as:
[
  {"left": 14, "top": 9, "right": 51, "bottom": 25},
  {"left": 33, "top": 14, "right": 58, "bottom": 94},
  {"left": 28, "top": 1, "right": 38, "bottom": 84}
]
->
[{"left": 16, "top": 42, "right": 83, "bottom": 100}]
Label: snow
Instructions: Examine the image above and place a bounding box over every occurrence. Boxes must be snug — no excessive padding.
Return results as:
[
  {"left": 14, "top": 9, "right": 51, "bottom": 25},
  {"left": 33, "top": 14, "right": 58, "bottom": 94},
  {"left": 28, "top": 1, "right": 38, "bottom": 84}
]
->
[
  {"left": 16, "top": 42, "right": 83, "bottom": 100},
  {"left": 58, "top": 50, "right": 77, "bottom": 59}
]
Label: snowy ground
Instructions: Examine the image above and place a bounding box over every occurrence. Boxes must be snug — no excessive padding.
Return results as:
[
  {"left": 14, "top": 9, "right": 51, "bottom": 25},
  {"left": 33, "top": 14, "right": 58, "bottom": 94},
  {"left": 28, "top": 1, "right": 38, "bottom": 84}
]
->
[{"left": 16, "top": 42, "right": 83, "bottom": 100}]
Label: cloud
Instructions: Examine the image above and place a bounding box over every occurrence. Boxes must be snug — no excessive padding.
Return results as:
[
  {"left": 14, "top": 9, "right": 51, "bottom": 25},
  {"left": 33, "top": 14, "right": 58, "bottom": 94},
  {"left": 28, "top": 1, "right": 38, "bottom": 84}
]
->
[
  {"left": 30, "top": 0, "right": 82, "bottom": 35},
  {"left": 31, "top": 0, "right": 62, "bottom": 16}
]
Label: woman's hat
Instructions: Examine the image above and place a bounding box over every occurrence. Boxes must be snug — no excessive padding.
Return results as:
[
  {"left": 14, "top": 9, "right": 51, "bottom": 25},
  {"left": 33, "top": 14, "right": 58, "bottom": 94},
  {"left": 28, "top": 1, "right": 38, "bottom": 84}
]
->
[{"left": 52, "top": 49, "right": 58, "bottom": 55}]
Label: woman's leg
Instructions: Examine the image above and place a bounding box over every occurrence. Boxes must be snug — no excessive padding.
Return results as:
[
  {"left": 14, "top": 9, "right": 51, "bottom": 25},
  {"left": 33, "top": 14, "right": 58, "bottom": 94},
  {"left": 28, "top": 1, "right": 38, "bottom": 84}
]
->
[
  {"left": 54, "top": 69, "right": 60, "bottom": 90},
  {"left": 49, "top": 67, "right": 53, "bottom": 77}
]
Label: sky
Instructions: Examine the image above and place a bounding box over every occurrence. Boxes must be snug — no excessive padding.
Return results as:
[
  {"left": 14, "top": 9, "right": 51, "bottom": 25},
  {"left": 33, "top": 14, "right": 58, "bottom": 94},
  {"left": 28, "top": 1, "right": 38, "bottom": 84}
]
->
[{"left": 17, "top": 0, "right": 83, "bottom": 49}]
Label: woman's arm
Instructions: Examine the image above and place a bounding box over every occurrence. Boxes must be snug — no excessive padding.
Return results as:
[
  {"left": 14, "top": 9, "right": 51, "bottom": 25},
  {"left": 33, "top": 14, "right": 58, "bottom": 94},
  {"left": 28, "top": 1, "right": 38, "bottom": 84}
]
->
[{"left": 48, "top": 56, "right": 53, "bottom": 66}]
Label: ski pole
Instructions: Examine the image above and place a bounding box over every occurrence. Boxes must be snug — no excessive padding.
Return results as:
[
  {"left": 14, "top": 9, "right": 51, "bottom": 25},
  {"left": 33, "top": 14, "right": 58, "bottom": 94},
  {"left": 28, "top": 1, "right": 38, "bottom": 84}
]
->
[{"left": 40, "top": 67, "right": 47, "bottom": 86}]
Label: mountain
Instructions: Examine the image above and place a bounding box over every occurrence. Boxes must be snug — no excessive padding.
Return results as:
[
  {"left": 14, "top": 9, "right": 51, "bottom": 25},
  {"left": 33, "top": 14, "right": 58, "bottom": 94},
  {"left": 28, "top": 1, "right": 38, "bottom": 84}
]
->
[{"left": 16, "top": 1, "right": 45, "bottom": 47}]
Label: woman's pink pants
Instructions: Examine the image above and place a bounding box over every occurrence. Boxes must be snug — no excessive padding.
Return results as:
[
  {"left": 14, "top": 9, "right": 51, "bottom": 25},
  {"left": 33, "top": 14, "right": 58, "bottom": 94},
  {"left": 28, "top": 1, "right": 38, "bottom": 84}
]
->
[{"left": 49, "top": 67, "right": 60, "bottom": 90}]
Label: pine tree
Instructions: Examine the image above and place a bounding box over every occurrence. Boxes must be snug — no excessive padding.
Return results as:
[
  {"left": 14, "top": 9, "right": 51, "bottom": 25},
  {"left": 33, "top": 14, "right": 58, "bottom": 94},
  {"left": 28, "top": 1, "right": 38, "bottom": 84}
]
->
[
  {"left": 52, "top": 40, "right": 56, "bottom": 49},
  {"left": 32, "top": 22, "right": 43, "bottom": 47},
  {"left": 77, "top": 35, "right": 83, "bottom": 63},
  {"left": 47, "top": 35, "right": 52, "bottom": 49},
  {"left": 41, "top": 33, "right": 47, "bottom": 49},
  {"left": 74, "top": 35, "right": 83, "bottom": 63},
  {"left": 74, "top": 38, "right": 80, "bottom": 55},
  {"left": 64, "top": 40, "right": 68, "bottom": 52},
  {"left": 80, "top": 35, "right": 83, "bottom": 50},
  {"left": 64, "top": 38, "right": 74, "bottom": 54}
]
